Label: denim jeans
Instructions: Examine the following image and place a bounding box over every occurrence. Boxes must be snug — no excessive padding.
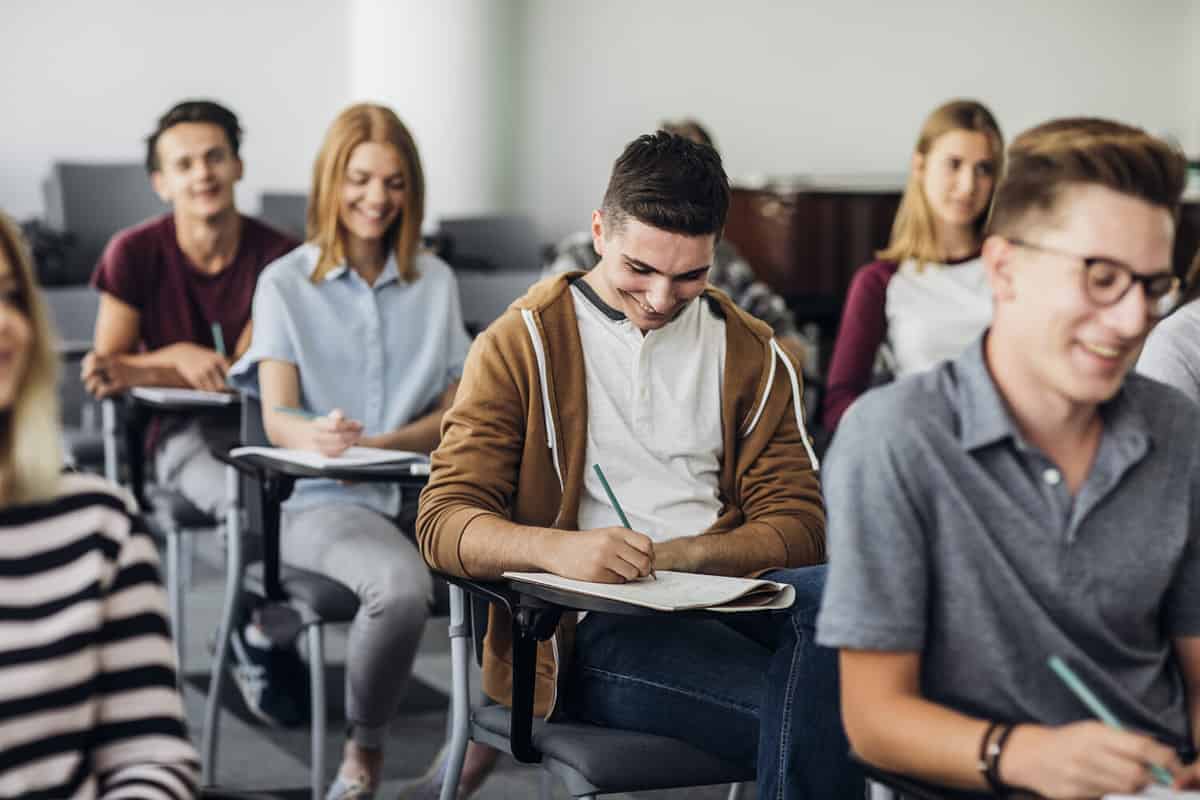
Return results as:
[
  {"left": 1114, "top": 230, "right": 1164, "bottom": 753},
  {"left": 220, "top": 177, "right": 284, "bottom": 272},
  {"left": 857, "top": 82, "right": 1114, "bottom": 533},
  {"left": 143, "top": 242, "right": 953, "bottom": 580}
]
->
[{"left": 564, "top": 565, "right": 861, "bottom": 800}]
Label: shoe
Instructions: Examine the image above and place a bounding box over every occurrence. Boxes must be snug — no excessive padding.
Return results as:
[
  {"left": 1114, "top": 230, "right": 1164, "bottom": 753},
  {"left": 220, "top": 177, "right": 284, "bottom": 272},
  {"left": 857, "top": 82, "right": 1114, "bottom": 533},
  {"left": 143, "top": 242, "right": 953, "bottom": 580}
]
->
[
  {"left": 228, "top": 618, "right": 310, "bottom": 727},
  {"left": 326, "top": 772, "right": 376, "bottom": 800}
]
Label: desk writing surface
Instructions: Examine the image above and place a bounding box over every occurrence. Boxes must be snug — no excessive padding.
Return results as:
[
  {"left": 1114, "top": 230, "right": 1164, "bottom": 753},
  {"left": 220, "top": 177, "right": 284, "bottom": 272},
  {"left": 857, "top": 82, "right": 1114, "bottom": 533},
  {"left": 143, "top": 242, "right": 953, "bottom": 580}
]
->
[{"left": 129, "top": 387, "right": 237, "bottom": 407}]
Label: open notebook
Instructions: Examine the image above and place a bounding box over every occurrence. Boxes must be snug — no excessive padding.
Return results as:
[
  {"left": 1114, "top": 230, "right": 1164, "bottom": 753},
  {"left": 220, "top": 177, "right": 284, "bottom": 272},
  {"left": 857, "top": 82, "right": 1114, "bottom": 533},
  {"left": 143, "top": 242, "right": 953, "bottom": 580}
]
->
[
  {"left": 228, "top": 445, "right": 430, "bottom": 474},
  {"left": 129, "top": 387, "right": 236, "bottom": 406},
  {"left": 502, "top": 570, "right": 795, "bottom": 613}
]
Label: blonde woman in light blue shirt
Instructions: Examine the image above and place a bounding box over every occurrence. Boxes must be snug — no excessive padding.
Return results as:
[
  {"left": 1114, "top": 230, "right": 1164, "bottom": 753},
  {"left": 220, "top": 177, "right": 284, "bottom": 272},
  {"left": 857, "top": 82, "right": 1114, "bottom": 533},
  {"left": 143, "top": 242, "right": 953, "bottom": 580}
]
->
[{"left": 231, "top": 103, "right": 470, "bottom": 800}]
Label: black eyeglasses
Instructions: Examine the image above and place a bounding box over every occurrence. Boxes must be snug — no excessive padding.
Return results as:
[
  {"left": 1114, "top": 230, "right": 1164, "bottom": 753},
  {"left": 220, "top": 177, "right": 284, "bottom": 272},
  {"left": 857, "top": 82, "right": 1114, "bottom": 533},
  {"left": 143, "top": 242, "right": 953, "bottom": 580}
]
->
[{"left": 1008, "top": 238, "right": 1181, "bottom": 317}]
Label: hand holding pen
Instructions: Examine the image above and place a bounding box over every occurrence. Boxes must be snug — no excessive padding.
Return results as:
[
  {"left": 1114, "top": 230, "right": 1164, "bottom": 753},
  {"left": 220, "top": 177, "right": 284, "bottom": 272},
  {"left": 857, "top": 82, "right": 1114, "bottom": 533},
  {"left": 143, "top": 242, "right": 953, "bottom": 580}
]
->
[
  {"left": 593, "top": 464, "right": 656, "bottom": 581},
  {"left": 985, "top": 656, "right": 1193, "bottom": 796},
  {"left": 275, "top": 405, "right": 363, "bottom": 457}
]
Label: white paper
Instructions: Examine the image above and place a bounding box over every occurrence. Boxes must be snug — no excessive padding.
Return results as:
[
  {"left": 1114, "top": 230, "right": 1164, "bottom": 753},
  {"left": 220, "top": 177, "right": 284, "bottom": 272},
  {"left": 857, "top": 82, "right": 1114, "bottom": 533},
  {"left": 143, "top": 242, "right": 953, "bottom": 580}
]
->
[
  {"left": 502, "top": 570, "right": 795, "bottom": 613},
  {"left": 1105, "top": 787, "right": 1200, "bottom": 798},
  {"left": 129, "top": 387, "right": 237, "bottom": 406},
  {"left": 228, "top": 445, "right": 429, "bottom": 471}
]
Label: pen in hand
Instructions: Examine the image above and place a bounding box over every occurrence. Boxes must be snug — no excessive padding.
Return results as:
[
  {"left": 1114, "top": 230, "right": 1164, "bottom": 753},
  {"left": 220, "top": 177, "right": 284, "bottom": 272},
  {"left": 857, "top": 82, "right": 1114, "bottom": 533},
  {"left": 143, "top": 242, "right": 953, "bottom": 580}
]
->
[
  {"left": 1048, "top": 655, "right": 1174, "bottom": 787},
  {"left": 592, "top": 463, "right": 656, "bottom": 581},
  {"left": 211, "top": 322, "right": 226, "bottom": 358}
]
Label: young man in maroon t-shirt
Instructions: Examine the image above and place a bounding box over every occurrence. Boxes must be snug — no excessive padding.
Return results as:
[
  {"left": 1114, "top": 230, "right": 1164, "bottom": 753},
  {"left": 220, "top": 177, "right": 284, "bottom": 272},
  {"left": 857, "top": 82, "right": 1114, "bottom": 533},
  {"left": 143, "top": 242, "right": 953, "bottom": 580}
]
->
[{"left": 83, "top": 99, "right": 302, "bottom": 726}]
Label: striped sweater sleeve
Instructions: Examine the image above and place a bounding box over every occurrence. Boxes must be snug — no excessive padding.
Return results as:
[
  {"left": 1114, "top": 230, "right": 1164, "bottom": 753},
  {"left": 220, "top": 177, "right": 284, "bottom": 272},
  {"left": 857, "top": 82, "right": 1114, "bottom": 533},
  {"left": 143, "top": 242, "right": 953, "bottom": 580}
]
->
[{"left": 92, "top": 513, "right": 199, "bottom": 799}]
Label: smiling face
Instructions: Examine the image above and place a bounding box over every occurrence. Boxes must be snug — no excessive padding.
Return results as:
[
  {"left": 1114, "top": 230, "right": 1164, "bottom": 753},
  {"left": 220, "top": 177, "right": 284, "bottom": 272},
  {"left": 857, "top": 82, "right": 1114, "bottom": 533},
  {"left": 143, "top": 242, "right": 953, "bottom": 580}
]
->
[
  {"left": 916, "top": 129, "right": 997, "bottom": 232},
  {"left": 0, "top": 250, "right": 33, "bottom": 412},
  {"left": 987, "top": 183, "right": 1175, "bottom": 410},
  {"left": 584, "top": 212, "right": 714, "bottom": 333},
  {"left": 338, "top": 141, "right": 408, "bottom": 251},
  {"left": 150, "top": 122, "right": 242, "bottom": 221}
]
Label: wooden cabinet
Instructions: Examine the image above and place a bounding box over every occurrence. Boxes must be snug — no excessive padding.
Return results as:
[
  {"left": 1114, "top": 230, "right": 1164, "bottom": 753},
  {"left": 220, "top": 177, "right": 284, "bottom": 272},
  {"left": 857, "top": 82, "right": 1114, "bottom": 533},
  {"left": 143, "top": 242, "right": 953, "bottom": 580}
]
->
[
  {"left": 724, "top": 183, "right": 900, "bottom": 328},
  {"left": 726, "top": 182, "right": 1200, "bottom": 328}
]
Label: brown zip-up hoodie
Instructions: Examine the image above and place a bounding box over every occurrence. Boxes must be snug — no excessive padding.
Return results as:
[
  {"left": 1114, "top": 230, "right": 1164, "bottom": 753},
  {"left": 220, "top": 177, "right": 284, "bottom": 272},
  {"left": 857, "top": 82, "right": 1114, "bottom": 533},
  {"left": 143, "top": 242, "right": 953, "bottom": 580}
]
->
[{"left": 417, "top": 272, "right": 825, "bottom": 717}]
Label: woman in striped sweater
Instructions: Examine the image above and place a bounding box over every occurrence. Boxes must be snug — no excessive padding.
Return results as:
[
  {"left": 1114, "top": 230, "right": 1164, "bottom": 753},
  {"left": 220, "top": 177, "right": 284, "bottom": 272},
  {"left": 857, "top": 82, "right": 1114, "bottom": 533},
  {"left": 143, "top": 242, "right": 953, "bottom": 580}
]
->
[{"left": 0, "top": 212, "right": 198, "bottom": 798}]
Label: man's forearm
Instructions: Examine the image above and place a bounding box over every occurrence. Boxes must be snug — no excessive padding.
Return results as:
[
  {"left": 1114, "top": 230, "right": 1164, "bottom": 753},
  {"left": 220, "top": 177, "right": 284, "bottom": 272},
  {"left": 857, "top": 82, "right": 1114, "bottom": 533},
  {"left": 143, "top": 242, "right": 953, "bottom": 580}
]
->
[
  {"left": 457, "top": 515, "right": 565, "bottom": 579},
  {"left": 850, "top": 691, "right": 993, "bottom": 790},
  {"left": 100, "top": 351, "right": 189, "bottom": 388},
  {"left": 656, "top": 518, "right": 821, "bottom": 576}
]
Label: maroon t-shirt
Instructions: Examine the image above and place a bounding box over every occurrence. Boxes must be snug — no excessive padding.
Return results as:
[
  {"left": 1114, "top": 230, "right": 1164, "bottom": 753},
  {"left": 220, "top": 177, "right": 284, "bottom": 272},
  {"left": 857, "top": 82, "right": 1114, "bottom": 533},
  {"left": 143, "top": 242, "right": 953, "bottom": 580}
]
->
[{"left": 91, "top": 213, "right": 298, "bottom": 352}]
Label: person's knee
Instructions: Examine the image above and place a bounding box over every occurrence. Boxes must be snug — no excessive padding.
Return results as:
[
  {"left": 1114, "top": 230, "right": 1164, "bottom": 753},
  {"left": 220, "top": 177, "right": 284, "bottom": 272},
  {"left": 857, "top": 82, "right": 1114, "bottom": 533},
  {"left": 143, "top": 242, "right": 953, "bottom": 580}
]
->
[
  {"left": 767, "top": 564, "right": 827, "bottom": 610},
  {"left": 362, "top": 562, "right": 433, "bottom": 626}
]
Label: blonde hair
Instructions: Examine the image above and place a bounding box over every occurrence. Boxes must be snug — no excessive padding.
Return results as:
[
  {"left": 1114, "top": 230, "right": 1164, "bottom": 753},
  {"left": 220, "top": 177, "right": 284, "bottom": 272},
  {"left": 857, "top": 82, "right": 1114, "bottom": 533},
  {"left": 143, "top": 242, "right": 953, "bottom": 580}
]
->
[
  {"left": 877, "top": 99, "right": 1004, "bottom": 267},
  {"left": 306, "top": 103, "right": 426, "bottom": 283},
  {"left": 0, "top": 212, "right": 61, "bottom": 504}
]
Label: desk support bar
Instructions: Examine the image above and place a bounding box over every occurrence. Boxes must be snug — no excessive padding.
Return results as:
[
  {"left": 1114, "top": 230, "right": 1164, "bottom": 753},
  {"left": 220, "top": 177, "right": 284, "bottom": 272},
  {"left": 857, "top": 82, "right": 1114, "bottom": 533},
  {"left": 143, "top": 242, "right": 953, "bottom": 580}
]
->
[
  {"left": 258, "top": 473, "right": 296, "bottom": 603},
  {"left": 509, "top": 599, "right": 561, "bottom": 764}
]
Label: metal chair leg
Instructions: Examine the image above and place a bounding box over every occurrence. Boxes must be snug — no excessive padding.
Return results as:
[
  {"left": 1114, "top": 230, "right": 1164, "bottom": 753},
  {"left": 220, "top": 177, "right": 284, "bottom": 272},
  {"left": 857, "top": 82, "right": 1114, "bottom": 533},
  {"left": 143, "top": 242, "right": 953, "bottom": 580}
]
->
[
  {"left": 539, "top": 768, "right": 555, "bottom": 800},
  {"left": 309, "top": 624, "right": 327, "bottom": 800},
  {"left": 201, "top": 466, "right": 244, "bottom": 785},
  {"left": 727, "top": 782, "right": 745, "bottom": 800},
  {"left": 868, "top": 779, "right": 901, "bottom": 800},
  {"left": 440, "top": 585, "right": 472, "bottom": 800},
  {"left": 101, "top": 398, "right": 119, "bottom": 483},
  {"left": 165, "top": 528, "right": 184, "bottom": 686}
]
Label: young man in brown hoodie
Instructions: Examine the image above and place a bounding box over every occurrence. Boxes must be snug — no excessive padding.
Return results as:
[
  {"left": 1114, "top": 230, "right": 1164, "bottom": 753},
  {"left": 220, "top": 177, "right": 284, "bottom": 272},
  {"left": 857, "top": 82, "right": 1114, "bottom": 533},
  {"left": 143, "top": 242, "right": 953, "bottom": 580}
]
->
[{"left": 417, "top": 131, "right": 861, "bottom": 799}]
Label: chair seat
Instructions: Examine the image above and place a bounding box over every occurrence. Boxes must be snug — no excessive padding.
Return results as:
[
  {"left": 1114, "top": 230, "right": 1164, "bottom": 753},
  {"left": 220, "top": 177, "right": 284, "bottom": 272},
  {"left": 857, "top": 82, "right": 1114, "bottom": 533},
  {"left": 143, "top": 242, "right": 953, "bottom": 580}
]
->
[
  {"left": 245, "top": 563, "right": 359, "bottom": 622},
  {"left": 146, "top": 485, "right": 218, "bottom": 529},
  {"left": 473, "top": 705, "right": 754, "bottom": 792}
]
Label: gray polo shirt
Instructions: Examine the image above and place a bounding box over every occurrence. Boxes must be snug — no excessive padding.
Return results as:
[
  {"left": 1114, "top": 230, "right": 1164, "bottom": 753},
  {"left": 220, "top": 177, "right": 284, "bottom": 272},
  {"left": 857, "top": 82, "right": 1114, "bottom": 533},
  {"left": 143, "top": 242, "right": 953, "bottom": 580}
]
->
[{"left": 817, "top": 336, "right": 1200, "bottom": 747}]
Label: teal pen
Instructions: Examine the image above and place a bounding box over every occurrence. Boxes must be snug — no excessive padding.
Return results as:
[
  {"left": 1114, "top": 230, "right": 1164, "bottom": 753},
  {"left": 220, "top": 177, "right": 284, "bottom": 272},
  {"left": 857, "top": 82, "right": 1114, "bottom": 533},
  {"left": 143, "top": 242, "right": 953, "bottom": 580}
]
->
[
  {"left": 211, "top": 322, "right": 226, "bottom": 358},
  {"left": 592, "top": 463, "right": 655, "bottom": 580},
  {"left": 274, "top": 405, "right": 321, "bottom": 420},
  {"left": 1048, "top": 656, "right": 1173, "bottom": 786}
]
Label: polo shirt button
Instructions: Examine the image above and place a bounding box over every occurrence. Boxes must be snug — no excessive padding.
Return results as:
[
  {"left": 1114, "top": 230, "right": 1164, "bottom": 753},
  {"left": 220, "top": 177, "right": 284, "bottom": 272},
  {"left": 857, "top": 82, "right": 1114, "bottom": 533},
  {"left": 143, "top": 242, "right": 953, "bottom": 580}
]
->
[{"left": 1043, "top": 468, "right": 1062, "bottom": 486}]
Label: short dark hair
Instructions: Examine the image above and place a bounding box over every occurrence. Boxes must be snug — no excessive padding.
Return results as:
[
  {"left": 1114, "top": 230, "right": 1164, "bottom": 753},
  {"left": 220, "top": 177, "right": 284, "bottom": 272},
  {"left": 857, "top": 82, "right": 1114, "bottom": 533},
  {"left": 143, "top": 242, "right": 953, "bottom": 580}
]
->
[
  {"left": 601, "top": 131, "right": 730, "bottom": 239},
  {"left": 145, "top": 100, "right": 243, "bottom": 174},
  {"left": 987, "top": 117, "right": 1186, "bottom": 238}
]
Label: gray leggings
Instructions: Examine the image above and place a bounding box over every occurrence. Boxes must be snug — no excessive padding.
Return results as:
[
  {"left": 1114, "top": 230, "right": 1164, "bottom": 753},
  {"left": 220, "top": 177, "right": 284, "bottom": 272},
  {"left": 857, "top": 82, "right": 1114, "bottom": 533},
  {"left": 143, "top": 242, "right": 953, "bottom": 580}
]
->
[{"left": 282, "top": 503, "right": 432, "bottom": 747}]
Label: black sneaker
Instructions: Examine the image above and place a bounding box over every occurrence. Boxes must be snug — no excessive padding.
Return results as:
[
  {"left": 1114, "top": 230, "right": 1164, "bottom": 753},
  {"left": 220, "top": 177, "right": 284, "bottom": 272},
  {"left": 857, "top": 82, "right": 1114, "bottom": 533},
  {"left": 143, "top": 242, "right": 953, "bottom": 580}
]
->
[{"left": 228, "top": 619, "right": 311, "bottom": 727}]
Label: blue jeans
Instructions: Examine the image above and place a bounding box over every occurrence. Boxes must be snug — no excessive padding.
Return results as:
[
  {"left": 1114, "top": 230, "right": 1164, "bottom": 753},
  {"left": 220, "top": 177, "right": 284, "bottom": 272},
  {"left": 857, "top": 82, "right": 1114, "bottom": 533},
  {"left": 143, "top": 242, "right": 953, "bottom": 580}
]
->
[{"left": 564, "top": 565, "right": 861, "bottom": 800}]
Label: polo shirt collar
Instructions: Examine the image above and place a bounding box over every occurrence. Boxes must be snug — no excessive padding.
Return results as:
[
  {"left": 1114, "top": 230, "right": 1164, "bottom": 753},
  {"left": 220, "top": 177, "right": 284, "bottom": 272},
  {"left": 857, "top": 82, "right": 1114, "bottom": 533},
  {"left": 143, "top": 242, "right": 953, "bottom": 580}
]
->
[{"left": 956, "top": 334, "right": 1151, "bottom": 457}]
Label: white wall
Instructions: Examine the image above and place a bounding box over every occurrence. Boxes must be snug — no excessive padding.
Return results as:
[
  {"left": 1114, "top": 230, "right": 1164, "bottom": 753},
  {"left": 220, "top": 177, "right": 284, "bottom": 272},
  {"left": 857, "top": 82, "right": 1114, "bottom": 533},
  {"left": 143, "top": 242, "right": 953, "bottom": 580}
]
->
[
  {"left": 3, "top": 1, "right": 1195, "bottom": 241},
  {"left": 515, "top": 0, "right": 1195, "bottom": 242},
  {"left": 0, "top": 0, "right": 350, "bottom": 220},
  {"left": 349, "top": 0, "right": 523, "bottom": 228}
]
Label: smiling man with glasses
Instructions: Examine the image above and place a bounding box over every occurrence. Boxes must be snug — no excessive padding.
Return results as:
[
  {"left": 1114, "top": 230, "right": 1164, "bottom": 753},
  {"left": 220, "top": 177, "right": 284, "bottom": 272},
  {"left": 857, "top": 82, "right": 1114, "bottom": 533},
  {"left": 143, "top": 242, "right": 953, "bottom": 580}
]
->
[{"left": 819, "top": 118, "right": 1200, "bottom": 797}]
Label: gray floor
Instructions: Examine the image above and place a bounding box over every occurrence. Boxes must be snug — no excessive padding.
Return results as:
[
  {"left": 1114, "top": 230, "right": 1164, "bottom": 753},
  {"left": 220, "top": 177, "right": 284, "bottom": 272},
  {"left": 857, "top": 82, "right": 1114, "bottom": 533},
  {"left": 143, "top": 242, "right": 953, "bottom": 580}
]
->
[{"left": 180, "top": 529, "right": 750, "bottom": 799}]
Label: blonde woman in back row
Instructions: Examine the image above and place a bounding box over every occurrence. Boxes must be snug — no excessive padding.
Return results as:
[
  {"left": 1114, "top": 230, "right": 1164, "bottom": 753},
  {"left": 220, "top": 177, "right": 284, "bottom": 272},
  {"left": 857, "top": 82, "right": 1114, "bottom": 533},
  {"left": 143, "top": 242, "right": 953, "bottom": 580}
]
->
[
  {"left": 0, "top": 212, "right": 198, "bottom": 798},
  {"left": 823, "top": 99, "right": 1003, "bottom": 433}
]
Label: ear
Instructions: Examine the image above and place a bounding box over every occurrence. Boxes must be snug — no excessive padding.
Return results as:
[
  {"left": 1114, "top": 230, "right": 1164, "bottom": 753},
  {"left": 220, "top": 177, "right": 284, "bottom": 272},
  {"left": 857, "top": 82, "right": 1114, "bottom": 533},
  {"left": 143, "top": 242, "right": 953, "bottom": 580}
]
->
[
  {"left": 150, "top": 171, "right": 170, "bottom": 204},
  {"left": 982, "top": 235, "right": 1017, "bottom": 302},
  {"left": 591, "top": 210, "right": 606, "bottom": 257},
  {"left": 233, "top": 158, "right": 244, "bottom": 182},
  {"left": 911, "top": 151, "right": 925, "bottom": 179}
]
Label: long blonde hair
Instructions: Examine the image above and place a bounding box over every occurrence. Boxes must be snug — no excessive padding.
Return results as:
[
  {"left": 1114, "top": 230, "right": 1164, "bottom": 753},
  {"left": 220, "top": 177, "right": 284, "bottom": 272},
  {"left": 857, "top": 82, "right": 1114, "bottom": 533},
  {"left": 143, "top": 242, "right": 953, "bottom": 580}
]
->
[
  {"left": 0, "top": 213, "right": 61, "bottom": 504},
  {"left": 306, "top": 103, "right": 426, "bottom": 283},
  {"left": 877, "top": 99, "right": 1003, "bottom": 267}
]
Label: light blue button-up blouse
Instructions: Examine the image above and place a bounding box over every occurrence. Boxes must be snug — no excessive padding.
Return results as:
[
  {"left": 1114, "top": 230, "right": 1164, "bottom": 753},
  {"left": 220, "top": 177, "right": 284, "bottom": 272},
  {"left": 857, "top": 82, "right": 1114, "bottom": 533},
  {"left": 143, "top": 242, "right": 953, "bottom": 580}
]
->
[{"left": 229, "top": 243, "right": 471, "bottom": 516}]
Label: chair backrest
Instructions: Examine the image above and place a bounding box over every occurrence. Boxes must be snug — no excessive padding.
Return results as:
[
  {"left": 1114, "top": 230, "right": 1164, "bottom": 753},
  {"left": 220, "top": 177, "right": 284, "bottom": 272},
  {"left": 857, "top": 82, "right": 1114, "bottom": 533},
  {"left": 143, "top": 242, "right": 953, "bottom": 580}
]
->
[
  {"left": 43, "top": 162, "right": 167, "bottom": 284},
  {"left": 259, "top": 192, "right": 307, "bottom": 240}
]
